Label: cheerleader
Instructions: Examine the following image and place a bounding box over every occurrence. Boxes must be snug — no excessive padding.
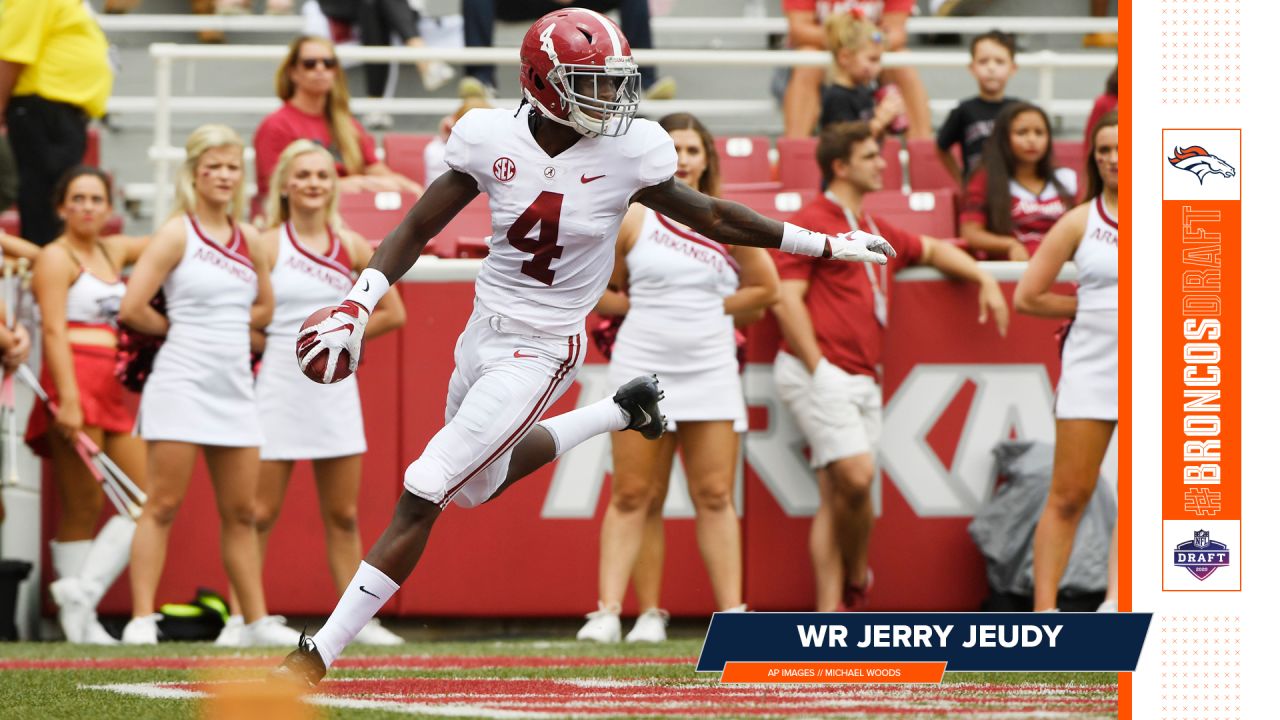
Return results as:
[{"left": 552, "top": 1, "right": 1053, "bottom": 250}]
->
[
  {"left": 214, "top": 140, "right": 406, "bottom": 646},
  {"left": 27, "top": 167, "right": 147, "bottom": 643},
  {"left": 578, "top": 113, "right": 780, "bottom": 643},
  {"left": 118, "top": 125, "right": 296, "bottom": 645},
  {"left": 1013, "top": 111, "right": 1119, "bottom": 612}
]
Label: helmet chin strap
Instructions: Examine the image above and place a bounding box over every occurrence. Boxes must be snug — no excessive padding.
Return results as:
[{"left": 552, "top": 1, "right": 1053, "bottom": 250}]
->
[{"left": 522, "top": 89, "right": 603, "bottom": 138}]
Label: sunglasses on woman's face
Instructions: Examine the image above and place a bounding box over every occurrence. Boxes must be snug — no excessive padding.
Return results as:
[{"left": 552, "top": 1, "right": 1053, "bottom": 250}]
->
[{"left": 299, "top": 57, "right": 337, "bottom": 70}]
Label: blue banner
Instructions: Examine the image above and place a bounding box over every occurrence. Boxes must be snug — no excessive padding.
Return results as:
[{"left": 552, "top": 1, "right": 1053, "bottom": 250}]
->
[{"left": 696, "top": 612, "right": 1152, "bottom": 672}]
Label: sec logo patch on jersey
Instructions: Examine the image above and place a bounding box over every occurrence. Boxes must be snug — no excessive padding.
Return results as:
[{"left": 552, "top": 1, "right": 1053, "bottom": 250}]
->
[{"left": 493, "top": 157, "right": 517, "bottom": 182}]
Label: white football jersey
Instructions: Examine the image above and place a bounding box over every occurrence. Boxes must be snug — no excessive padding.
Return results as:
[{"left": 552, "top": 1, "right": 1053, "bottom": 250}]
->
[{"left": 445, "top": 105, "right": 677, "bottom": 335}]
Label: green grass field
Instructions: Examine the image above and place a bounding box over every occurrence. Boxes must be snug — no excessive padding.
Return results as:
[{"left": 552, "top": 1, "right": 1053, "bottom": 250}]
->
[{"left": 0, "top": 634, "right": 1119, "bottom": 719}]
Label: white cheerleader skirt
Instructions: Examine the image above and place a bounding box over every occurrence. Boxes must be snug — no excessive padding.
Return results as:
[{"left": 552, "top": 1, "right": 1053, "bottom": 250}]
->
[
  {"left": 1055, "top": 309, "right": 1118, "bottom": 421},
  {"left": 256, "top": 334, "right": 366, "bottom": 461},
  {"left": 138, "top": 323, "right": 263, "bottom": 446},
  {"left": 607, "top": 312, "right": 747, "bottom": 431}
]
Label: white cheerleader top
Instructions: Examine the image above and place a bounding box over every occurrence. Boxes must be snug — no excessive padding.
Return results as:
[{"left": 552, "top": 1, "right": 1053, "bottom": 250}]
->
[{"left": 1074, "top": 195, "right": 1119, "bottom": 312}]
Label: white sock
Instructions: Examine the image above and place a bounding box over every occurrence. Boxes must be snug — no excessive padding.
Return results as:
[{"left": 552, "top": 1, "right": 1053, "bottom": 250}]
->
[
  {"left": 50, "top": 539, "right": 92, "bottom": 580},
  {"left": 312, "top": 561, "right": 400, "bottom": 667},
  {"left": 79, "top": 515, "right": 135, "bottom": 605},
  {"left": 538, "top": 396, "right": 629, "bottom": 457}
]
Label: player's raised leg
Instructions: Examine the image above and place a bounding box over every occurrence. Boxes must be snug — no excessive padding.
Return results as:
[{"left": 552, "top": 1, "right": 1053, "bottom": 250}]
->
[{"left": 274, "top": 327, "right": 664, "bottom": 686}]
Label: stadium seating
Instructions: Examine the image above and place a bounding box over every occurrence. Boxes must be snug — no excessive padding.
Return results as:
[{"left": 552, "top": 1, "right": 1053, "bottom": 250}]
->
[
  {"left": 904, "top": 138, "right": 961, "bottom": 192},
  {"left": 863, "top": 188, "right": 958, "bottom": 238},
  {"left": 775, "top": 137, "right": 820, "bottom": 191},
  {"left": 777, "top": 136, "right": 904, "bottom": 192},
  {"left": 383, "top": 133, "right": 435, "bottom": 186},
  {"left": 721, "top": 189, "right": 816, "bottom": 222},
  {"left": 715, "top": 135, "right": 778, "bottom": 191},
  {"left": 1054, "top": 139, "right": 1086, "bottom": 186}
]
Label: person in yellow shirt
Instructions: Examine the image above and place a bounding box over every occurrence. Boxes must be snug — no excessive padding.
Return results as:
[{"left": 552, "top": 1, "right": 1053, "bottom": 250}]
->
[{"left": 0, "top": 0, "right": 113, "bottom": 245}]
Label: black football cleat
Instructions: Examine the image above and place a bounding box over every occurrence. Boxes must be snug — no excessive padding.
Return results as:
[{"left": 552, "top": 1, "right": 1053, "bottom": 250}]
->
[
  {"left": 613, "top": 375, "right": 666, "bottom": 440},
  {"left": 270, "top": 634, "right": 327, "bottom": 688}
]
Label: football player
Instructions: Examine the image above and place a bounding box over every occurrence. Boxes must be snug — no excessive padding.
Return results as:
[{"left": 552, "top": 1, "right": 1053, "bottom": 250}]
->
[{"left": 277, "top": 7, "right": 894, "bottom": 684}]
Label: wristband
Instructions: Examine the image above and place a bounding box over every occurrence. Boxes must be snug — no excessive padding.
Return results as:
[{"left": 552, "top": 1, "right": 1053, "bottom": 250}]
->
[
  {"left": 780, "top": 222, "right": 829, "bottom": 257},
  {"left": 346, "top": 268, "right": 391, "bottom": 311}
]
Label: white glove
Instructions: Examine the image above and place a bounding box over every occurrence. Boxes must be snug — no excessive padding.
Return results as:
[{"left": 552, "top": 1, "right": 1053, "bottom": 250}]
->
[
  {"left": 828, "top": 229, "right": 896, "bottom": 265},
  {"left": 297, "top": 300, "right": 369, "bottom": 383}
]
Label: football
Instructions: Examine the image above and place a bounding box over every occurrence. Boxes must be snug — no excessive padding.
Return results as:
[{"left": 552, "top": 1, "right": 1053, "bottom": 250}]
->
[{"left": 296, "top": 306, "right": 357, "bottom": 383}]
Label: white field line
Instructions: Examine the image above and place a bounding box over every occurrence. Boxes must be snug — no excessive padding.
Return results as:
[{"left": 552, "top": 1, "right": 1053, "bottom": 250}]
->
[{"left": 82, "top": 678, "right": 1115, "bottom": 719}]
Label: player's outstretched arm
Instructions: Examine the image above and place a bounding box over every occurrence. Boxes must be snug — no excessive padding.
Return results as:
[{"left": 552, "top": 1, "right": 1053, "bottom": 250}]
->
[
  {"left": 633, "top": 178, "right": 894, "bottom": 264},
  {"left": 364, "top": 169, "right": 480, "bottom": 286},
  {"left": 297, "top": 171, "right": 478, "bottom": 382}
]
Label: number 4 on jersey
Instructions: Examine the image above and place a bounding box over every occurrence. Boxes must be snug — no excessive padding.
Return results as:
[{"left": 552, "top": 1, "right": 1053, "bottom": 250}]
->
[{"left": 508, "top": 191, "right": 565, "bottom": 285}]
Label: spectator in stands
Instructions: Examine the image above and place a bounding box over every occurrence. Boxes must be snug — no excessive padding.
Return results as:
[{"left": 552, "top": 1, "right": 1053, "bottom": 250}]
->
[
  {"left": 117, "top": 124, "right": 297, "bottom": 647},
  {"left": 771, "top": 121, "right": 1007, "bottom": 611},
  {"left": 0, "top": 0, "right": 113, "bottom": 245},
  {"left": 958, "top": 102, "right": 1076, "bottom": 260},
  {"left": 460, "top": 0, "right": 675, "bottom": 101},
  {"left": 935, "top": 30, "right": 1019, "bottom": 184},
  {"left": 818, "top": 14, "right": 907, "bottom": 135},
  {"left": 311, "top": 0, "right": 456, "bottom": 126},
  {"left": 254, "top": 36, "right": 423, "bottom": 213},
  {"left": 577, "top": 113, "right": 779, "bottom": 644},
  {"left": 423, "top": 87, "right": 493, "bottom": 185},
  {"left": 27, "top": 167, "right": 148, "bottom": 645},
  {"left": 214, "top": 140, "right": 407, "bottom": 647},
  {"left": 1084, "top": 66, "right": 1117, "bottom": 144},
  {"left": 1014, "top": 112, "right": 1118, "bottom": 613},
  {"left": 781, "top": 0, "right": 929, "bottom": 140}
]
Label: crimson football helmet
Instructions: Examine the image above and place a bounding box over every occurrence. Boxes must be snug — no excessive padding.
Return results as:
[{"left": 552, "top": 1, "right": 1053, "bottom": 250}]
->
[{"left": 519, "top": 8, "right": 642, "bottom": 138}]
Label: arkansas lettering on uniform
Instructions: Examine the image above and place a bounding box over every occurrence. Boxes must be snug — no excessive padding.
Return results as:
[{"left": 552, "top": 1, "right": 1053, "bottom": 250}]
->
[
  {"left": 283, "top": 254, "right": 351, "bottom": 293},
  {"left": 796, "top": 623, "right": 1063, "bottom": 648},
  {"left": 192, "top": 245, "right": 257, "bottom": 284}
]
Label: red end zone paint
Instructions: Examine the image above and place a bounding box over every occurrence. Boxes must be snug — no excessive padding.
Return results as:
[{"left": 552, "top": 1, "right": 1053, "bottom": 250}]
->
[{"left": 0, "top": 655, "right": 695, "bottom": 671}]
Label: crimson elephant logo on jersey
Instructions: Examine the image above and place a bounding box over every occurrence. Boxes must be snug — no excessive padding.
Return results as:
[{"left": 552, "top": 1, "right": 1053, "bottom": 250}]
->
[{"left": 1167, "top": 145, "right": 1236, "bottom": 184}]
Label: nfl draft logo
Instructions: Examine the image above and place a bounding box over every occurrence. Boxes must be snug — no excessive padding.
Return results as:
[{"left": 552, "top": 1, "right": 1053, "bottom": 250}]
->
[
  {"left": 1167, "top": 146, "right": 1236, "bottom": 184},
  {"left": 1173, "top": 530, "right": 1230, "bottom": 580}
]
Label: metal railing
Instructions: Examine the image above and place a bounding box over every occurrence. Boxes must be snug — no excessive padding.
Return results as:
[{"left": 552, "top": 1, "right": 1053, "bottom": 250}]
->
[
  {"left": 140, "top": 43, "right": 1113, "bottom": 224},
  {"left": 98, "top": 14, "right": 1118, "bottom": 37}
]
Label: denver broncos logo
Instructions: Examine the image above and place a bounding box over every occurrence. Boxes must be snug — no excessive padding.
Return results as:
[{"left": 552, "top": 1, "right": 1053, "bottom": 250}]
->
[{"left": 1168, "top": 146, "right": 1236, "bottom": 184}]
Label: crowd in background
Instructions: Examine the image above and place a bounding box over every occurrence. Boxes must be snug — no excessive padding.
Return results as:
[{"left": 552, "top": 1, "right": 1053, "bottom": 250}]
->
[{"left": 0, "top": 0, "right": 1119, "bottom": 642}]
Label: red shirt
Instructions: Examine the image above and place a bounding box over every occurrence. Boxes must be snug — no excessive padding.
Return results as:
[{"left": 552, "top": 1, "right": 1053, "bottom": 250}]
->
[
  {"left": 773, "top": 194, "right": 924, "bottom": 377},
  {"left": 781, "top": 0, "right": 914, "bottom": 24},
  {"left": 253, "top": 102, "right": 379, "bottom": 194},
  {"left": 959, "top": 168, "right": 1077, "bottom": 256}
]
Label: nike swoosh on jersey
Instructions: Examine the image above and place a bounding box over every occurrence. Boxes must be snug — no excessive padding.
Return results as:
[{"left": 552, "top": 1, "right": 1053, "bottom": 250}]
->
[
  {"left": 580, "top": 174, "right": 606, "bottom": 183},
  {"left": 358, "top": 585, "right": 380, "bottom": 599},
  {"left": 513, "top": 350, "right": 537, "bottom": 359}
]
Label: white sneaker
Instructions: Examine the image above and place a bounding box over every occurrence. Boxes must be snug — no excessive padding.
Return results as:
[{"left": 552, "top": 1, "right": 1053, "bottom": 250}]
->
[
  {"left": 83, "top": 618, "right": 119, "bottom": 646},
  {"left": 362, "top": 112, "right": 394, "bottom": 130},
  {"left": 721, "top": 604, "right": 748, "bottom": 613},
  {"left": 420, "top": 61, "right": 456, "bottom": 92},
  {"left": 576, "top": 602, "right": 621, "bottom": 643},
  {"left": 245, "top": 615, "right": 300, "bottom": 647},
  {"left": 49, "top": 578, "right": 93, "bottom": 643},
  {"left": 215, "top": 615, "right": 246, "bottom": 647},
  {"left": 625, "top": 608, "right": 669, "bottom": 643},
  {"left": 353, "top": 618, "right": 406, "bottom": 646},
  {"left": 122, "top": 614, "right": 161, "bottom": 645},
  {"left": 1097, "top": 599, "right": 1119, "bottom": 613}
]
